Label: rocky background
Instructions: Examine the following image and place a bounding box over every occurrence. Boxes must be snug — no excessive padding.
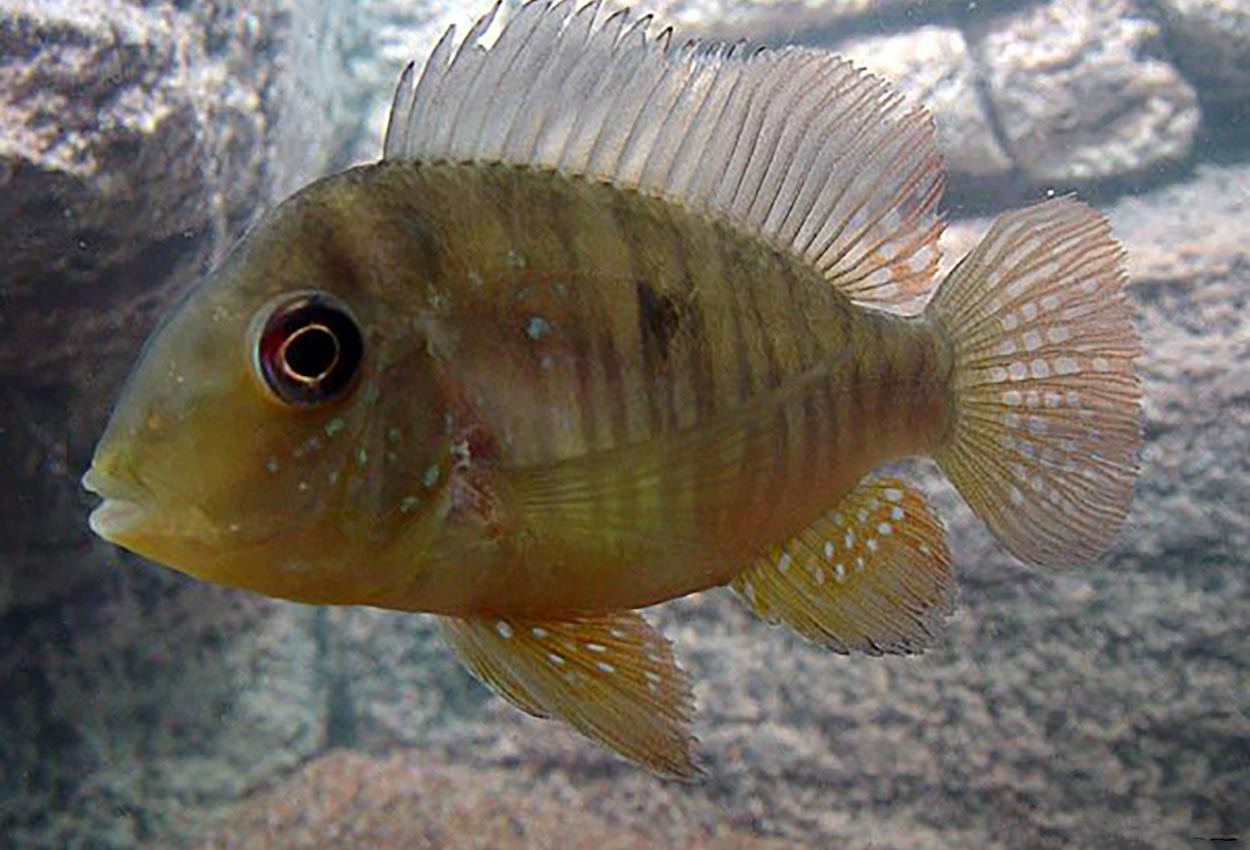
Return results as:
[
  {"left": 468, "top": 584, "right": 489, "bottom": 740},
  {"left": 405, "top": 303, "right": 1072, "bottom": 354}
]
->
[{"left": 0, "top": 0, "right": 1246, "bottom": 848}]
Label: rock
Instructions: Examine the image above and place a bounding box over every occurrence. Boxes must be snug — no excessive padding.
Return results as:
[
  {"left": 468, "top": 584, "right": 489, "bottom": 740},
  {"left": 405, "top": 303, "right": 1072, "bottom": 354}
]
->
[
  {"left": 0, "top": 0, "right": 379, "bottom": 600},
  {"left": 0, "top": 0, "right": 357, "bottom": 846},
  {"left": 0, "top": 0, "right": 275, "bottom": 375},
  {"left": 645, "top": 0, "right": 918, "bottom": 40},
  {"left": 1156, "top": 0, "right": 1250, "bottom": 112},
  {"left": 0, "top": 567, "right": 493, "bottom": 850},
  {"left": 314, "top": 607, "right": 490, "bottom": 752},
  {"left": 837, "top": 26, "right": 1013, "bottom": 184},
  {"left": 0, "top": 572, "right": 313, "bottom": 849},
  {"left": 968, "top": 0, "right": 1200, "bottom": 185},
  {"left": 194, "top": 749, "right": 813, "bottom": 850}
]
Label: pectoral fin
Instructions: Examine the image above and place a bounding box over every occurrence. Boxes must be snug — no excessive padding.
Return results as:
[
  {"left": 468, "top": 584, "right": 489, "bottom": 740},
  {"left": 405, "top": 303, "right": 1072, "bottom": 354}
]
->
[
  {"left": 511, "top": 364, "right": 830, "bottom": 551},
  {"left": 732, "top": 477, "right": 954, "bottom": 655},
  {"left": 439, "top": 610, "right": 701, "bottom": 779}
]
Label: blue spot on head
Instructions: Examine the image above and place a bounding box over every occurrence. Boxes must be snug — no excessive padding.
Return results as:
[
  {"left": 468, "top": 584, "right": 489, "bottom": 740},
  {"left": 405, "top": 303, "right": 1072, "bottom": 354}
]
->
[{"left": 525, "top": 316, "right": 551, "bottom": 340}]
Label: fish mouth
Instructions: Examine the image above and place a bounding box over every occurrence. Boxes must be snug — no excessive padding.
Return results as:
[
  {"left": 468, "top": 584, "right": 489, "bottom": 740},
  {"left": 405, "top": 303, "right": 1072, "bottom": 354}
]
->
[{"left": 82, "top": 466, "right": 153, "bottom": 541}]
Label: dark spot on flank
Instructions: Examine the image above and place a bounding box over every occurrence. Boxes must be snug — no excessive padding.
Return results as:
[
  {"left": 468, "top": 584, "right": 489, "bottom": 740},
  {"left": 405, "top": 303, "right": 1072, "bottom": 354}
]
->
[{"left": 636, "top": 280, "right": 682, "bottom": 367}]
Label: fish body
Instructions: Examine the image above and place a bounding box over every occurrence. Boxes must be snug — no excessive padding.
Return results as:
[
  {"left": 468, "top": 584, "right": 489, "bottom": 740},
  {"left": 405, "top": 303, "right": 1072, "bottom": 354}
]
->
[
  {"left": 84, "top": 1, "right": 1141, "bottom": 778},
  {"left": 340, "top": 161, "right": 950, "bottom": 616}
]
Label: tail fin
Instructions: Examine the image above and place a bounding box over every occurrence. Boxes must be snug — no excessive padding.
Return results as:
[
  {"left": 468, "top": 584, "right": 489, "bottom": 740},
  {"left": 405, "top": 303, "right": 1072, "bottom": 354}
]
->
[{"left": 925, "top": 198, "right": 1141, "bottom": 567}]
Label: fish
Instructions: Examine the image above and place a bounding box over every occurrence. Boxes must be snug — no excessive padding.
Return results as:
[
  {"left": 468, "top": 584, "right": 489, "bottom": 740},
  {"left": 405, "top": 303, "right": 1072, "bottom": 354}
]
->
[{"left": 81, "top": 0, "right": 1142, "bottom": 778}]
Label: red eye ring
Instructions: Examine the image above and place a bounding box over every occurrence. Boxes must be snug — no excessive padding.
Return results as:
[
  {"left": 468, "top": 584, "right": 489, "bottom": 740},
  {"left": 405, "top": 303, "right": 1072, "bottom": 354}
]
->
[{"left": 256, "top": 293, "right": 363, "bottom": 406}]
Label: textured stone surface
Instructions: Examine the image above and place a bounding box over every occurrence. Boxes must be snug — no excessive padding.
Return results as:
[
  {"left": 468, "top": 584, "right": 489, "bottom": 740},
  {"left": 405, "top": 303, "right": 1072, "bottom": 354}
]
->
[
  {"left": 838, "top": 26, "right": 1012, "bottom": 182},
  {"left": 645, "top": 0, "right": 917, "bottom": 39},
  {"left": 194, "top": 750, "right": 812, "bottom": 850},
  {"left": 969, "top": 0, "right": 1200, "bottom": 185},
  {"left": 0, "top": 571, "right": 316, "bottom": 849},
  {"left": 1157, "top": 0, "right": 1250, "bottom": 110},
  {"left": 340, "top": 0, "right": 1206, "bottom": 194},
  {"left": 0, "top": 0, "right": 273, "bottom": 373}
]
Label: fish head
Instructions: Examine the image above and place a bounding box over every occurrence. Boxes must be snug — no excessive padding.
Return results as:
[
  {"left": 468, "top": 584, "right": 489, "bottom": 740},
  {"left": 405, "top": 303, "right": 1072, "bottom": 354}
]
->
[{"left": 83, "top": 175, "right": 451, "bottom": 603}]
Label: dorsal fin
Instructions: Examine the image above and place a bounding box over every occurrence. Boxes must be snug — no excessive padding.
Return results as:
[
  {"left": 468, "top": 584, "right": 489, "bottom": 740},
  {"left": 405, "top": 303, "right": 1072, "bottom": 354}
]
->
[{"left": 384, "top": 0, "right": 946, "bottom": 311}]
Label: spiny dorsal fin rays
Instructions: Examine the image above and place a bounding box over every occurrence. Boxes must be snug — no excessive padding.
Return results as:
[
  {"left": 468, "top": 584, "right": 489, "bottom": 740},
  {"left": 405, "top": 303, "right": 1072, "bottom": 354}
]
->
[
  {"left": 384, "top": 1, "right": 945, "bottom": 311},
  {"left": 732, "top": 477, "right": 954, "bottom": 655},
  {"left": 439, "top": 610, "right": 702, "bottom": 779}
]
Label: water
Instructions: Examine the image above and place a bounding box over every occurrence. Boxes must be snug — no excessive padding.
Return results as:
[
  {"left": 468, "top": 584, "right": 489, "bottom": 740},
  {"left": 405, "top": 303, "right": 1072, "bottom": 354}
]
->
[{"left": 1, "top": 1, "right": 1247, "bottom": 848}]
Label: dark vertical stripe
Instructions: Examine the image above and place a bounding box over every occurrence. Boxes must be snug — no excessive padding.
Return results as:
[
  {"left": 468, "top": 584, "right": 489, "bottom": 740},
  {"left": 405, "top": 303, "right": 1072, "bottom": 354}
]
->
[
  {"left": 870, "top": 313, "right": 893, "bottom": 438},
  {"left": 906, "top": 330, "right": 930, "bottom": 435},
  {"left": 670, "top": 222, "right": 717, "bottom": 425},
  {"left": 608, "top": 190, "right": 666, "bottom": 444},
  {"left": 567, "top": 286, "right": 601, "bottom": 454},
  {"left": 846, "top": 347, "right": 865, "bottom": 459},
  {"left": 595, "top": 288, "right": 632, "bottom": 448},
  {"left": 820, "top": 373, "right": 839, "bottom": 487},
  {"left": 634, "top": 279, "right": 668, "bottom": 437},
  {"left": 546, "top": 177, "right": 604, "bottom": 457}
]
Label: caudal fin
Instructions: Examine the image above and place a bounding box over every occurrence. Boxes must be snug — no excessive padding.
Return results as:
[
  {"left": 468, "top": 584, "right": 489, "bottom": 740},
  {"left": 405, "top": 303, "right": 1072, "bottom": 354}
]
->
[{"left": 925, "top": 198, "right": 1141, "bottom": 567}]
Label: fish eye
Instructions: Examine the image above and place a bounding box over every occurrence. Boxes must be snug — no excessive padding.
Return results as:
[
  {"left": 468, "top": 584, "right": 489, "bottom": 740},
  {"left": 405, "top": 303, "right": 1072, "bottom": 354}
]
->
[{"left": 255, "top": 293, "right": 363, "bottom": 406}]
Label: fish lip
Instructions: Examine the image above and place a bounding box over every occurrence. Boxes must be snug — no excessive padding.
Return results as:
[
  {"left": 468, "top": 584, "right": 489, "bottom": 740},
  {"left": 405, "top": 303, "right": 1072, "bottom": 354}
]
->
[
  {"left": 82, "top": 466, "right": 153, "bottom": 540},
  {"left": 82, "top": 465, "right": 148, "bottom": 501},
  {"left": 87, "top": 498, "right": 151, "bottom": 540}
]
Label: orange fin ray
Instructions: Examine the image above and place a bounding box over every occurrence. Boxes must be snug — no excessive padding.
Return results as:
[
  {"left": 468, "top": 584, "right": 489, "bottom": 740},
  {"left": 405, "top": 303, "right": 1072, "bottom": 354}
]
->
[
  {"left": 732, "top": 477, "right": 954, "bottom": 655},
  {"left": 439, "top": 610, "right": 702, "bottom": 779}
]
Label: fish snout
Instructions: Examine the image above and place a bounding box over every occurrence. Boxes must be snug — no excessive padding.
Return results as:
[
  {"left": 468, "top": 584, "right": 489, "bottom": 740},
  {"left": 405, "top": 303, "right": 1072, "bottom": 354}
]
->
[{"left": 82, "top": 462, "right": 153, "bottom": 542}]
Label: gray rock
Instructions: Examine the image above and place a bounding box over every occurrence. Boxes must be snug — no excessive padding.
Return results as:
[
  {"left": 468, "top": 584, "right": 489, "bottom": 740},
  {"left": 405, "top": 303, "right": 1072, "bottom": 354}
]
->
[
  {"left": 970, "top": 0, "right": 1200, "bottom": 185},
  {"left": 0, "top": 0, "right": 275, "bottom": 369},
  {"left": 0, "top": 569, "right": 315, "bottom": 849},
  {"left": 645, "top": 0, "right": 919, "bottom": 40},
  {"left": 838, "top": 26, "right": 1013, "bottom": 183},
  {"left": 1156, "top": 0, "right": 1250, "bottom": 111},
  {"left": 0, "top": 0, "right": 344, "bottom": 847}
]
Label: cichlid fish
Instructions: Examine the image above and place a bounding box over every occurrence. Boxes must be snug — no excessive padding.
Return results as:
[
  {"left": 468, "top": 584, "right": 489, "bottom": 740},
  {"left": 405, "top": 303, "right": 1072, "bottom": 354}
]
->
[{"left": 82, "top": 0, "right": 1142, "bottom": 777}]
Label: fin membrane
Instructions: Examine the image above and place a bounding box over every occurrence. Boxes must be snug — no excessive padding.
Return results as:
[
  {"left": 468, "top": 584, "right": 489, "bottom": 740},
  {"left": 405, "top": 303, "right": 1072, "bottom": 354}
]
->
[
  {"left": 439, "top": 609, "right": 701, "bottom": 779},
  {"left": 925, "top": 197, "right": 1142, "bottom": 567},
  {"left": 732, "top": 477, "right": 953, "bottom": 655}
]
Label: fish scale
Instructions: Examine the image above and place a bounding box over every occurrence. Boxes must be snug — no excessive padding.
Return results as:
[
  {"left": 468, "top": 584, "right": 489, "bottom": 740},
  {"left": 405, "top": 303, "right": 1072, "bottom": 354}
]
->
[
  {"left": 311, "top": 159, "right": 949, "bottom": 604},
  {"left": 388, "top": 163, "right": 945, "bottom": 562}
]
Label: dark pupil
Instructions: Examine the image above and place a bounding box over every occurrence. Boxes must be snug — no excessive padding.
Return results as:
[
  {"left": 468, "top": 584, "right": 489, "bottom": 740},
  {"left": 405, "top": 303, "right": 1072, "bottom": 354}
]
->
[
  {"left": 282, "top": 324, "right": 339, "bottom": 381},
  {"left": 259, "top": 295, "right": 363, "bottom": 406}
]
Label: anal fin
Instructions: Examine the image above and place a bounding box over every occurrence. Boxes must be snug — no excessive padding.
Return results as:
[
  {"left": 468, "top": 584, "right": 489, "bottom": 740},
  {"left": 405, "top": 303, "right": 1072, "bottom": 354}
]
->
[
  {"left": 732, "top": 477, "right": 954, "bottom": 655},
  {"left": 439, "top": 610, "right": 701, "bottom": 779}
]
